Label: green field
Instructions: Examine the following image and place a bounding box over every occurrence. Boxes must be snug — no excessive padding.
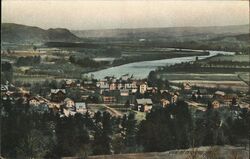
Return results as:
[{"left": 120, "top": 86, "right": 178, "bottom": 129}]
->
[
  {"left": 160, "top": 73, "right": 241, "bottom": 81},
  {"left": 205, "top": 55, "right": 249, "bottom": 62}
]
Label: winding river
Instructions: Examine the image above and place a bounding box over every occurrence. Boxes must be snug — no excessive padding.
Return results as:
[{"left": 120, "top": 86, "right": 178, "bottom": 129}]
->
[{"left": 87, "top": 49, "right": 235, "bottom": 79}]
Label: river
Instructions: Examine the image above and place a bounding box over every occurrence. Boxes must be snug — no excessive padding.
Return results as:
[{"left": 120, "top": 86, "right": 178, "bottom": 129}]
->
[{"left": 87, "top": 49, "right": 235, "bottom": 79}]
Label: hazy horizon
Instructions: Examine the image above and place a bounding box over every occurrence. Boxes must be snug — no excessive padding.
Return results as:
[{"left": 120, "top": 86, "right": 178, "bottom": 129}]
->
[{"left": 2, "top": 1, "right": 249, "bottom": 30}]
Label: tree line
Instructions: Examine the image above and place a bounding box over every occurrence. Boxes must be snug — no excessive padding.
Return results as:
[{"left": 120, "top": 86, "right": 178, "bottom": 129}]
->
[
  {"left": 69, "top": 55, "right": 109, "bottom": 68},
  {"left": 16, "top": 56, "right": 41, "bottom": 66},
  {"left": 1, "top": 97, "right": 137, "bottom": 158},
  {"left": 1, "top": 96, "right": 249, "bottom": 158}
]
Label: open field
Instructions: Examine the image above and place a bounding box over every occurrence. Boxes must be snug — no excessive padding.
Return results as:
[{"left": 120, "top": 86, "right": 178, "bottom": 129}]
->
[
  {"left": 88, "top": 104, "right": 123, "bottom": 117},
  {"left": 13, "top": 74, "right": 56, "bottom": 83},
  {"left": 170, "top": 80, "right": 249, "bottom": 92},
  {"left": 2, "top": 44, "right": 209, "bottom": 83},
  {"left": 238, "top": 72, "right": 250, "bottom": 85},
  {"left": 204, "top": 54, "right": 249, "bottom": 62},
  {"left": 160, "top": 73, "right": 240, "bottom": 81},
  {"left": 67, "top": 146, "right": 249, "bottom": 159}
]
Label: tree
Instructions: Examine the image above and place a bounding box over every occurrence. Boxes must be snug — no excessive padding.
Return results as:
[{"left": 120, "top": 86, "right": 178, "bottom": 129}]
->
[
  {"left": 103, "top": 47, "right": 121, "bottom": 57},
  {"left": 33, "top": 46, "right": 37, "bottom": 51},
  {"left": 16, "top": 129, "right": 53, "bottom": 158},
  {"left": 231, "top": 97, "right": 237, "bottom": 106},
  {"left": 123, "top": 113, "right": 137, "bottom": 152},
  {"left": 124, "top": 100, "right": 130, "bottom": 108},
  {"left": 1, "top": 62, "right": 13, "bottom": 82},
  {"left": 94, "top": 111, "right": 102, "bottom": 124},
  {"left": 54, "top": 115, "right": 90, "bottom": 157},
  {"left": 137, "top": 101, "right": 192, "bottom": 152},
  {"left": 93, "top": 112, "right": 112, "bottom": 155}
]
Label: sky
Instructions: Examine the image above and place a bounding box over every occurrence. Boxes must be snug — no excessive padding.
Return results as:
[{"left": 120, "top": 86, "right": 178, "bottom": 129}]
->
[{"left": 2, "top": 0, "right": 249, "bottom": 30}]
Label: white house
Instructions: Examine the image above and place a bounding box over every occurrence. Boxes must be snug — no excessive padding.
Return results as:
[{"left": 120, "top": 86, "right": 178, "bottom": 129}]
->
[
  {"left": 139, "top": 83, "right": 147, "bottom": 94},
  {"left": 75, "top": 102, "right": 87, "bottom": 114},
  {"left": 136, "top": 98, "right": 153, "bottom": 112},
  {"left": 64, "top": 98, "right": 75, "bottom": 108},
  {"left": 120, "top": 89, "right": 129, "bottom": 96}
]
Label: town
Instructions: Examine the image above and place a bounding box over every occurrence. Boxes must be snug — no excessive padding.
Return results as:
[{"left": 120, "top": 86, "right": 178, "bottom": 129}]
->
[
  {"left": 1, "top": 68, "right": 249, "bottom": 158},
  {"left": 1, "top": 71, "right": 249, "bottom": 118},
  {"left": 1, "top": 1, "right": 250, "bottom": 158}
]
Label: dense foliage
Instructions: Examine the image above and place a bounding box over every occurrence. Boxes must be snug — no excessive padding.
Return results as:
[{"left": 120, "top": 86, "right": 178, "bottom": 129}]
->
[
  {"left": 16, "top": 56, "right": 41, "bottom": 66},
  {"left": 1, "top": 62, "right": 13, "bottom": 83},
  {"left": 1, "top": 98, "right": 249, "bottom": 158},
  {"left": 69, "top": 55, "right": 108, "bottom": 68}
]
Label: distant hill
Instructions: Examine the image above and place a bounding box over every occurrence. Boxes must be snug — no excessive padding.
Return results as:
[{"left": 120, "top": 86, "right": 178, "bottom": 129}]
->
[
  {"left": 211, "top": 34, "right": 250, "bottom": 43},
  {"left": 2, "top": 23, "right": 81, "bottom": 43},
  {"left": 72, "top": 25, "right": 249, "bottom": 38}
]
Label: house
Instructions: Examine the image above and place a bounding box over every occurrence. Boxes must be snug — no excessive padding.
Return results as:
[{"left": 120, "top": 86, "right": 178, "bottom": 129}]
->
[
  {"left": 50, "top": 89, "right": 66, "bottom": 102},
  {"left": 63, "top": 108, "right": 76, "bottom": 117},
  {"left": 64, "top": 98, "right": 75, "bottom": 109},
  {"left": 223, "top": 94, "right": 238, "bottom": 105},
  {"left": 120, "top": 89, "right": 129, "bottom": 96},
  {"left": 161, "top": 90, "right": 172, "bottom": 101},
  {"left": 183, "top": 82, "right": 191, "bottom": 90},
  {"left": 147, "top": 87, "right": 157, "bottom": 94},
  {"left": 161, "top": 99, "right": 170, "bottom": 108},
  {"left": 124, "top": 82, "right": 132, "bottom": 89},
  {"left": 28, "top": 96, "right": 42, "bottom": 106},
  {"left": 48, "top": 102, "right": 60, "bottom": 109},
  {"left": 139, "top": 83, "right": 147, "bottom": 94},
  {"left": 212, "top": 100, "right": 220, "bottom": 109},
  {"left": 214, "top": 91, "right": 225, "bottom": 98},
  {"left": 31, "top": 103, "right": 49, "bottom": 114},
  {"left": 97, "top": 79, "right": 109, "bottom": 89},
  {"left": 75, "top": 102, "right": 87, "bottom": 114},
  {"left": 131, "top": 81, "right": 138, "bottom": 93},
  {"left": 160, "top": 90, "right": 169, "bottom": 94},
  {"left": 103, "top": 96, "right": 116, "bottom": 104},
  {"left": 65, "top": 79, "right": 76, "bottom": 87},
  {"left": 83, "top": 80, "right": 95, "bottom": 89},
  {"left": 28, "top": 96, "right": 50, "bottom": 113},
  {"left": 109, "top": 82, "right": 117, "bottom": 90},
  {"left": 171, "top": 94, "right": 178, "bottom": 104},
  {"left": 117, "top": 82, "right": 124, "bottom": 90},
  {"left": 170, "top": 85, "right": 181, "bottom": 91},
  {"left": 136, "top": 98, "right": 153, "bottom": 112}
]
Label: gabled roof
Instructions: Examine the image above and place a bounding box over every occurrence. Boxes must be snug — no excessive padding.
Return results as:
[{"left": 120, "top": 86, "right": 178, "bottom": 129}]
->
[
  {"left": 214, "top": 91, "right": 225, "bottom": 96},
  {"left": 170, "top": 86, "right": 181, "bottom": 90},
  {"left": 136, "top": 98, "right": 153, "bottom": 105},
  {"left": 64, "top": 98, "right": 74, "bottom": 102},
  {"left": 160, "top": 90, "right": 169, "bottom": 94},
  {"left": 51, "top": 89, "right": 66, "bottom": 94},
  {"left": 65, "top": 79, "right": 75, "bottom": 85}
]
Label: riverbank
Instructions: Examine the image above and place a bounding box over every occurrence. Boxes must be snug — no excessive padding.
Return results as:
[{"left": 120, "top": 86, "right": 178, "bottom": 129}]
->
[
  {"left": 111, "top": 50, "right": 209, "bottom": 67},
  {"left": 87, "top": 50, "right": 235, "bottom": 79}
]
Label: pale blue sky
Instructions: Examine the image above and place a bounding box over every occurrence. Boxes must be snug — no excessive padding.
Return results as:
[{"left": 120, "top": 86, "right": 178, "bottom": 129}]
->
[{"left": 2, "top": 0, "right": 249, "bottom": 30}]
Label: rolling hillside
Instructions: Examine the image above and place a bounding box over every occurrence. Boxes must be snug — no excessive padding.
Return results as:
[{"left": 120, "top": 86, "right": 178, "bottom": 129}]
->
[
  {"left": 1, "top": 23, "right": 81, "bottom": 43},
  {"left": 72, "top": 25, "right": 249, "bottom": 38}
]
